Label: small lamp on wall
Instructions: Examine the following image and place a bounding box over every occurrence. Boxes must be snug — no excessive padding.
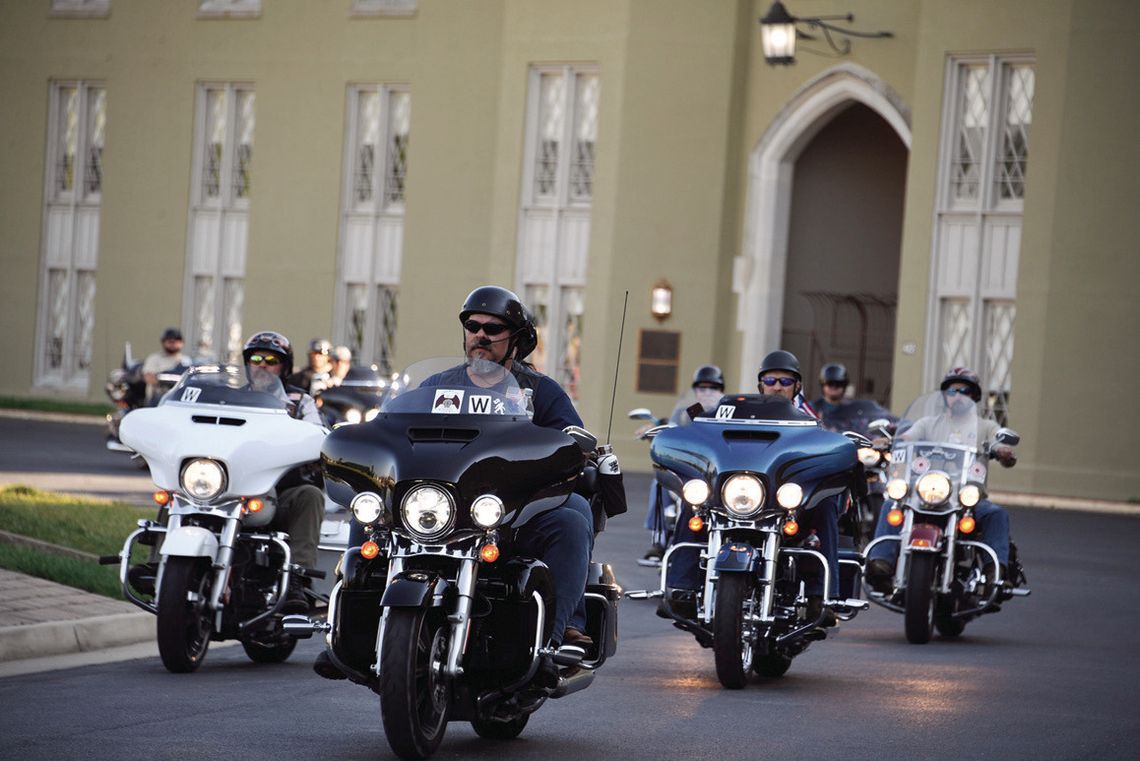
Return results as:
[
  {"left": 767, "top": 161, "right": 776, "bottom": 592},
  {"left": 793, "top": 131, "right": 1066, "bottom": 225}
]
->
[
  {"left": 650, "top": 280, "right": 673, "bottom": 322},
  {"left": 759, "top": 1, "right": 893, "bottom": 66}
]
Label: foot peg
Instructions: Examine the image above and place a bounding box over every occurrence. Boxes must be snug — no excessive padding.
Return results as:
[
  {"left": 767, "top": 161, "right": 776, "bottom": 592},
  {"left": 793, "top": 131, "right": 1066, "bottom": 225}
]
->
[
  {"left": 282, "top": 614, "right": 330, "bottom": 639},
  {"left": 830, "top": 597, "right": 870, "bottom": 613},
  {"left": 549, "top": 643, "right": 586, "bottom": 667},
  {"left": 624, "top": 589, "right": 664, "bottom": 599}
]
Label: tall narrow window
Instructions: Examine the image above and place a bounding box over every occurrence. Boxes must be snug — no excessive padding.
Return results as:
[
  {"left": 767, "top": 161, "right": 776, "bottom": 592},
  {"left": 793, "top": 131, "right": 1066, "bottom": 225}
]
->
[
  {"left": 518, "top": 65, "right": 600, "bottom": 399},
  {"left": 929, "top": 56, "right": 1034, "bottom": 424},
  {"left": 336, "top": 85, "right": 410, "bottom": 372},
  {"left": 36, "top": 81, "right": 106, "bottom": 389},
  {"left": 185, "top": 83, "right": 254, "bottom": 362}
]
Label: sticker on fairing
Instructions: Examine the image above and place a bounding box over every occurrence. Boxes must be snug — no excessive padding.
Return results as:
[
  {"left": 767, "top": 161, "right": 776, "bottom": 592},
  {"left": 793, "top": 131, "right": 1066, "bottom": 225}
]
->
[
  {"left": 180, "top": 387, "right": 202, "bottom": 403},
  {"left": 431, "top": 390, "right": 465, "bottom": 414},
  {"left": 715, "top": 404, "right": 736, "bottom": 419},
  {"left": 969, "top": 461, "right": 988, "bottom": 480},
  {"left": 911, "top": 456, "right": 931, "bottom": 475},
  {"left": 467, "top": 394, "right": 492, "bottom": 414}
]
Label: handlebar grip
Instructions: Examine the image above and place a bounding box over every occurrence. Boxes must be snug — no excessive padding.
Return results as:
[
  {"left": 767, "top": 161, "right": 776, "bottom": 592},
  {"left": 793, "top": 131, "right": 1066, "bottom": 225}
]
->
[{"left": 294, "top": 566, "right": 327, "bottom": 580}]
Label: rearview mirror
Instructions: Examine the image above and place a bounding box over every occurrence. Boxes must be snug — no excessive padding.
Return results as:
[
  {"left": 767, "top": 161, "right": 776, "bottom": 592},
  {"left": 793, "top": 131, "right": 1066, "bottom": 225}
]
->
[
  {"left": 628, "top": 407, "right": 655, "bottom": 421},
  {"left": 994, "top": 427, "right": 1020, "bottom": 447},
  {"left": 563, "top": 425, "right": 599, "bottom": 452}
]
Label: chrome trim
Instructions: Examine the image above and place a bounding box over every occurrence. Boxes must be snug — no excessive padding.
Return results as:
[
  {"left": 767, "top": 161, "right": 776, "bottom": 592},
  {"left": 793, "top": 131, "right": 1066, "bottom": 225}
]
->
[{"left": 694, "top": 418, "right": 818, "bottom": 428}]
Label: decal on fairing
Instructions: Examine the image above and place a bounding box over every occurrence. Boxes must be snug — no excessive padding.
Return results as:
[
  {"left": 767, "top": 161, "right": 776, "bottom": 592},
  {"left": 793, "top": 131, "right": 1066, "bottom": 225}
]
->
[
  {"left": 180, "top": 387, "right": 202, "bottom": 403},
  {"left": 431, "top": 389, "right": 465, "bottom": 414},
  {"left": 969, "top": 461, "right": 988, "bottom": 480},
  {"left": 911, "top": 456, "right": 931, "bottom": 475},
  {"left": 468, "top": 395, "right": 492, "bottom": 414},
  {"left": 715, "top": 405, "right": 736, "bottom": 419}
]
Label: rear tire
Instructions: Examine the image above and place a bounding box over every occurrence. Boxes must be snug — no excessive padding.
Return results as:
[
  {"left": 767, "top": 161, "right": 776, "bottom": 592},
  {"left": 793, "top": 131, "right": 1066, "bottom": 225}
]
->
[
  {"left": 471, "top": 713, "right": 529, "bottom": 740},
  {"left": 241, "top": 635, "right": 297, "bottom": 664},
  {"left": 904, "top": 553, "right": 937, "bottom": 644},
  {"left": 156, "top": 556, "right": 212, "bottom": 673},
  {"left": 379, "top": 608, "right": 451, "bottom": 759},
  {"left": 713, "top": 573, "right": 755, "bottom": 689}
]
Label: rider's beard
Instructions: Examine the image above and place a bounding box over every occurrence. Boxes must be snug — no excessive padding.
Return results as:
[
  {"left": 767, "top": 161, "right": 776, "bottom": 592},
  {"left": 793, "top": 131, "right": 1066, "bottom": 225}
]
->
[{"left": 248, "top": 365, "right": 278, "bottom": 392}]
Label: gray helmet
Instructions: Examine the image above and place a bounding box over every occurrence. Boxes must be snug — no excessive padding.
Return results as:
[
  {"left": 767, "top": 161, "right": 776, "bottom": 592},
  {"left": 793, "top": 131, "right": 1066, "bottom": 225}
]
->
[
  {"left": 459, "top": 286, "right": 537, "bottom": 362},
  {"left": 940, "top": 367, "right": 982, "bottom": 402},
  {"left": 691, "top": 364, "right": 725, "bottom": 390},
  {"left": 820, "top": 362, "right": 849, "bottom": 386},
  {"left": 757, "top": 350, "right": 802, "bottom": 383}
]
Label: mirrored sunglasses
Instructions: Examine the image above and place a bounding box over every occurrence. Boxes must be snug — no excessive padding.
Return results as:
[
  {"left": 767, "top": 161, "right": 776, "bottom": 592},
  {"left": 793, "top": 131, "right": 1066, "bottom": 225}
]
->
[
  {"left": 943, "top": 387, "right": 972, "bottom": 396},
  {"left": 463, "top": 319, "right": 510, "bottom": 336},
  {"left": 760, "top": 376, "right": 796, "bottom": 387},
  {"left": 248, "top": 354, "right": 282, "bottom": 366}
]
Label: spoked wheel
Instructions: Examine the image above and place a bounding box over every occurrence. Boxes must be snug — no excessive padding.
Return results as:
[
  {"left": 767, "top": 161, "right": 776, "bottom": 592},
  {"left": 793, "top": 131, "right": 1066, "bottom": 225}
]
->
[
  {"left": 904, "top": 553, "right": 937, "bottom": 644},
  {"left": 379, "top": 608, "right": 452, "bottom": 759},
  {"left": 241, "top": 634, "right": 298, "bottom": 664},
  {"left": 470, "top": 713, "right": 529, "bottom": 740},
  {"left": 713, "top": 573, "right": 756, "bottom": 689},
  {"left": 156, "top": 556, "right": 213, "bottom": 673}
]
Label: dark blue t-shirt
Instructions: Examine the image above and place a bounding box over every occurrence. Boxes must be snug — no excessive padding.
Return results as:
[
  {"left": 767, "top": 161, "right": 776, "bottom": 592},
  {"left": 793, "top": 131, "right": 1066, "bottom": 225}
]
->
[{"left": 422, "top": 363, "right": 582, "bottom": 431}]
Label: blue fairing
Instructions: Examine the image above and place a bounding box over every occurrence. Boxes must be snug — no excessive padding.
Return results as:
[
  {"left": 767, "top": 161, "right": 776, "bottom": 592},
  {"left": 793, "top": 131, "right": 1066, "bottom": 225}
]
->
[{"left": 650, "top": 406, "right": 857, "bottom": 511}]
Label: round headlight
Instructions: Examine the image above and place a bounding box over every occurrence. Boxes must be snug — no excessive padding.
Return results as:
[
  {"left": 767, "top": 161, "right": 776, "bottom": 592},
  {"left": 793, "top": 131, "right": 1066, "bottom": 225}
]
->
[
  {"left": 959, "top": 483, "right": 982, "bottom": 508},
  {"left": 351, "top": 492, "right": 386, "bottom": 525},
  {"left": 344, "top": 408, "right": 363, "bottom": 424},
  {"left": 916, "top": 472, "right": 952, "bottom": 505},
  {"left": 181, "top": 459, "right": 225, "bottom": 501},
  {"left": 401, "top": 485, "right": 454, "bottom": 541},
  {"left": 721, "top": 474, "right": 765, "bottom": 518},
  {"left": 682, "top": 479, "right": 710, "bottom": 506},
  {"left": 471, "top": 494, "right": 504, "bottom": 528},
  {"left": 886, "top": 478, "right": 908, "bottom": 501},
  {"left": 776, "top": 482, "right": 803, "bottom": 510},
  {"left": 364, "top": 407, "right": 380, "bottom": 422},
  {"left": 857, "top": 447, "right": 882, "bottom": 467}
]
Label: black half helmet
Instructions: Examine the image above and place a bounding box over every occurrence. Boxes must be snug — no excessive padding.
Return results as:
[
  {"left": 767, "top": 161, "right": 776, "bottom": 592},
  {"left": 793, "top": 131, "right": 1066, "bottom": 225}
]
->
[
  {"left": 243, "top": 331, "right": 294, "bottom": 380},
  {"left": 940, "top": 367, "right": 983, "bottom": 402},
  {"left": 161, "top": 327, "right": 183, "bottom": 342},
  {"left": 308, "top": 338, "right": 332, "bottom": 355},
  {"left": 820, "top": 362, "right": 849, "bottom": 386},
  {"left": 691, "top": 364, "right": 725, "bottom": 389},
  {"left": 757, "top": 350, "right": 802, "bottom": 383},
  {"left": 459, "top": 285, "right": 537, "bottom": 362}
]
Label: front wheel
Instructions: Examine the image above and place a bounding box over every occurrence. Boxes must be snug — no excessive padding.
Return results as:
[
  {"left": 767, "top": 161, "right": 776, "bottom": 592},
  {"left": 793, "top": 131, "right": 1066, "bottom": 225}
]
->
[
  {"left": 471, "top": 713, "right": 529, "bottom": 740},
  {"left": 904, "top": 553, "right": 937, "bottom": 644},
  {"left": 713, "top": 573, "right": 755, "bottom": 689},
  {"left": 155, "top": 556, "right": 213, "bottom": 673},
  {"left": 241, "top": 635, "right": 298, "bottom": 664},
  {"left": 753, "top": 650, "right": 792, "bottom": 678},
  {"left": 379, "top": 608, "right": 452, "bottom": 759}
]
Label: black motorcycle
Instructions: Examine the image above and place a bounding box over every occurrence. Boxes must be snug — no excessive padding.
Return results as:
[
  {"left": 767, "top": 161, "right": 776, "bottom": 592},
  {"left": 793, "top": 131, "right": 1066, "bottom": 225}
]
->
[
  {"left": 820, "top": 398, "right": 897, "bottom": 540},
  {"left": 316, "top": 364, "right": 391, "bottom": 426},
  {"left": 628, "top": 393, "right": 869, "bottom": 688},
  {"left": 288, "top": 358, "right": 620, "bottom": 759}
]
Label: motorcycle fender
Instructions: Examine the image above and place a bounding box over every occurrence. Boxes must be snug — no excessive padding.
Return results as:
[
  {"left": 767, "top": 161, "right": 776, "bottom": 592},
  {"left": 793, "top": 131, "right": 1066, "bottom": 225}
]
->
[
  {"left": 380, "top": 570, "right": 449, "bottom": 609},
  {"left": 713, "top": 542, "right": 760, "bottom": 573},
  {"left": 159, "top": 526, "right": 219, "bottom": 559},
  {"left": 907, "top": 523, "right": 943, "bottom": 552}
]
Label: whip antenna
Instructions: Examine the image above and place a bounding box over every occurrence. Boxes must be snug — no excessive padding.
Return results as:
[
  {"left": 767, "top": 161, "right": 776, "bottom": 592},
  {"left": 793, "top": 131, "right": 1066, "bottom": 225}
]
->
[{"left": 605, "top": 290, "right": 629, "bottom": 445}]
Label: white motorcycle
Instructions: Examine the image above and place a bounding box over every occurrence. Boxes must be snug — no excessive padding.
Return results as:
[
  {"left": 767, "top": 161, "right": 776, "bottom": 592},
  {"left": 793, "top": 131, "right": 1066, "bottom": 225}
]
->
[{"left": 102, "top": 366, "right": 328, "bottom": 672}]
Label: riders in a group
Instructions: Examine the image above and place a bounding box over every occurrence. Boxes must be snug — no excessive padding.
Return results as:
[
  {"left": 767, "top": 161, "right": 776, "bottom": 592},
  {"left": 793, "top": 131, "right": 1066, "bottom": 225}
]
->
[
  {"left": 287, "top": 338, "right": 334, "bottom": 396},
  {"left": 812, "top": 362, "right": 849, "bottom": 420},
  {"left": 142, "top": 327, "right": 186, "bottom": 403},
  {"left": 864, "top": 367, "right": 1018, "bottom": 593}
]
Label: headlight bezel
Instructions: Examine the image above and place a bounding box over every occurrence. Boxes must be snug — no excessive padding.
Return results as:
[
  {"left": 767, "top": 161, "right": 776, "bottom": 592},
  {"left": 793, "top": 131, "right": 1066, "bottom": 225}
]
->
[
  {"left": 916, "top": 471, "right": 952, "bottom": 505},
  {"left": 471, "top": 494, "right": 504, "bottom": 529},
  {"left": 400, "top": 484, "right": 456, "bottom": 542},
  {"left": 351, "top": 491, "right": 386, "bottom": 525},
  {"left": 720, "top": 473, "right": 766, "bottom": 519},
  {"left": 180, "top": 458, "right": 227, "bottom": 502}
]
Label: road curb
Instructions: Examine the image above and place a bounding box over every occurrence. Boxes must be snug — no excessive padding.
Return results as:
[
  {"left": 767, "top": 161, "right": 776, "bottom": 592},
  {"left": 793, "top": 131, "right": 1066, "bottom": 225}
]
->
[
  {"left": 0, "top": 408, "right": 105, "bottom": 426},
  {"left": 0, "top": 612, "right": 154, "bottom": 663},
  {"left": 990, "top": 490, "right": 1140, "bottom": 516}
]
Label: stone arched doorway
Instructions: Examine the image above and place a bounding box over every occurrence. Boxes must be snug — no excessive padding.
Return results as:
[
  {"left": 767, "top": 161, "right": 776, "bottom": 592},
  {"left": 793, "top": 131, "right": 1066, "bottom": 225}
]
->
[{"left": 735, "top": 64, "right": 911, "bottom": 395}]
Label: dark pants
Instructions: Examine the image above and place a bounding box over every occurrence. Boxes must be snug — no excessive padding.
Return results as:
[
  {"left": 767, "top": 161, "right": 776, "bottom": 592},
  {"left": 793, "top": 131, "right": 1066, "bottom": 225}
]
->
[
  {"left": 274, "top": 484, "right": 323, "bottom": 569},
  {"left": 868, "top": 498, "right": 1010, "bottom": 565}
]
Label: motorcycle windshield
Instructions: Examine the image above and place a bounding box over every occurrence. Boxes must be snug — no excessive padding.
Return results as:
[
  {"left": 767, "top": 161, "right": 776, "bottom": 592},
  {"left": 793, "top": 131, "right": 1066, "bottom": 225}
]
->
[
  {"left": 381, "top": 357, "right": 529, "bottom": 417},
  {"left": 160, "top": 365, "right": 289, "bottom": 411},
  {"left": 888, "top": 391, "right": 989, "bottom": 486},
  {"left": 819, "top": 398, "right": 894, "bottom": 435}
]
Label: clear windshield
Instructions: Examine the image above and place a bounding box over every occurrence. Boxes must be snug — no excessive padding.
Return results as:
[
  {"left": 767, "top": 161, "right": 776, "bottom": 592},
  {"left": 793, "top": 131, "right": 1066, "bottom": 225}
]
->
[
  {"left": 888, "top": 390, "right": 990, "bottom": 485},
  {"left": 381, "top": 357, "right": 528, "bottom": 416},
  {"left": 160, "top": 365, "right": 288, "bottom": 410}
]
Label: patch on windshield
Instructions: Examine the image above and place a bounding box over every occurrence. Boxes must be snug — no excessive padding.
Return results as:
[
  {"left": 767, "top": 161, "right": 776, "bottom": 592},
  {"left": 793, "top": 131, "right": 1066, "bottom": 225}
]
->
[
  {"left": 715, "top": 404, "right": 736, "bottom": 419},
  {"left": 432, "top": 390, "right": 465, "bottom": 414},
  {"left": 180, "top": 387, "right": 202, "bottom": 403},
  {"left": 911, "top": 456, "right": 931, "bottom": 475}
]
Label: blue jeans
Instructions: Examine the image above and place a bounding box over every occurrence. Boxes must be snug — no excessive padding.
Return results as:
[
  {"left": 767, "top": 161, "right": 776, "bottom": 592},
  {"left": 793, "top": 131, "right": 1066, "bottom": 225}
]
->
[
  {"left": 868, "top": 498, "right": 1010, "bottom": 565},
  {"left": 643, "top": 484, "right": 673, "bottom": 547},
  {"left": 665, "top": 496, "right": 841, "bottom": 598}
]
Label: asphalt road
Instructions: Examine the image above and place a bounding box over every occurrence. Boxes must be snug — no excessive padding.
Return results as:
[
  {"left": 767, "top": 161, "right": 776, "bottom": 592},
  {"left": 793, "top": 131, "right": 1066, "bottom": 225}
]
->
[{"left": 2, "top": 418, "right": 1139, "bottom": 759}]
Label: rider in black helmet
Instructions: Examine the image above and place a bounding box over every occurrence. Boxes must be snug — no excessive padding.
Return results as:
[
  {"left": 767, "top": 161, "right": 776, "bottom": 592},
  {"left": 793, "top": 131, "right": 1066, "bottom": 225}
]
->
[
  {"left": 813, "top": 362, "right": 850, "bottom": 420},
  {"left": 287, "top": 337, "right": 334, "bottom": 395}
]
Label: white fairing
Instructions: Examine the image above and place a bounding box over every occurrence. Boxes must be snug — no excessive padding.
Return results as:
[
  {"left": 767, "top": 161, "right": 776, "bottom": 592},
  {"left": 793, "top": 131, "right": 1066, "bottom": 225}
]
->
[
  {"left": 121, "top": 403, "right": 325, "bottom": 498},
  {"left": 160, "top": 525, "right": 220, "bottom": 559}
]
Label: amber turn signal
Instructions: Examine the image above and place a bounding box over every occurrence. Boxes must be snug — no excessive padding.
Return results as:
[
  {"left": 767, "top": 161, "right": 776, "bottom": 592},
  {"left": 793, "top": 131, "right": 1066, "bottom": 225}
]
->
[
  {"left": 886, "top": 508, "right": 904, "bottom": 527},
  {"left": 360, "top": 540, "right": 380, "bottom": 559},
  {"left": 245, "top": 497, "right": 264, "bottom": 513},
  {"left": 480, "top": 543, "right": 500, "bottom": 563},
  {"left": 688, "top": 516, "right": 704, "bottom": 532},
  {"left": 153, "top": 490, "right": 171, "bottom": 506},
  {"left": 959, "top": 515, "right": 976, "bottom": 534},
  {"left": 782, "top": 520, "right": 799, "bottom": 536}
]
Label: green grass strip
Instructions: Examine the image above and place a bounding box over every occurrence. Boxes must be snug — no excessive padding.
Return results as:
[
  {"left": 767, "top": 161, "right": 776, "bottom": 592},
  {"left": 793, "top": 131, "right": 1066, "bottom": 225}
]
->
[{"left": 0, "top": 395, "right": 113, "bottom": 416}]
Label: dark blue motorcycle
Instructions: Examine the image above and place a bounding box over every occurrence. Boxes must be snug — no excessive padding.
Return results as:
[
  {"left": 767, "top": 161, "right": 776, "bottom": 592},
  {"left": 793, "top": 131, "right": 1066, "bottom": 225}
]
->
[{"left": 630, "top": 393, "right": 870, "bottom": 688}]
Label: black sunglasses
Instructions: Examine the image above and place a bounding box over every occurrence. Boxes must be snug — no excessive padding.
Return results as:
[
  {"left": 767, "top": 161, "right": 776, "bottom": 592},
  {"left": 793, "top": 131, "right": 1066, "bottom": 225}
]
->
[
  {"left": 760, "top": 376, "right": 797, "bottom": 387},
  {"left": 248, "top": 354, "right": 282, "bottom": 366},
  {"left": 463, "top": 319, "right": 510, "bottom": 337}
]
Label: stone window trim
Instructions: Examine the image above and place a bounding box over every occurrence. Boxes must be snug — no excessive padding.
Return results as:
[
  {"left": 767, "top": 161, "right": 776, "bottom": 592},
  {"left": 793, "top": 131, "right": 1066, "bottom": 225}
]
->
[
  {"left": 351, "top": 0, "right": 416, "bottom": 18},
  {"left": 197, "top": 0, "right": 261, "bottom": 20},
  {"left": 49, "top": 0, "right": 110, "bottom": 19}
]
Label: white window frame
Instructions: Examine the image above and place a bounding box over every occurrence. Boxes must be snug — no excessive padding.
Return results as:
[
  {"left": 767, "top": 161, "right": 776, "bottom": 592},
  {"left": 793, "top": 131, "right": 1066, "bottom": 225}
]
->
[
  {"left": 34, "top": 80, "right": 106, "bottom": 390},
  {"left": 351, "top": 0, "right": 416, "bottom": 18},
  {"left": 49, "top": 0, "right": 110, "bottom": 18},
  {"left": 197, "top": 0, "right": 261, "bottom": 19},
  {"left": 334, "top": 83, "right": 410, "bottom": 372},
  {"left": 925, "top": 54, "right": 1034, "bottom": 422}
]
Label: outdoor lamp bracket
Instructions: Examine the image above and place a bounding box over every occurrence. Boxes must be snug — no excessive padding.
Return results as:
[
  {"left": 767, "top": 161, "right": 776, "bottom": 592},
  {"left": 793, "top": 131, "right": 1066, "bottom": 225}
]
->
[{"left": 759, "top": 1, "right": 893, "bottom": 65}]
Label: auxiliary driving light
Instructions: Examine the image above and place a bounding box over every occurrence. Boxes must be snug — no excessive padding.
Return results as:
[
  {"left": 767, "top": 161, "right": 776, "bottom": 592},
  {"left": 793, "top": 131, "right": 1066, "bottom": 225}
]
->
[
  {"left": 682, "top": 479, "right": 710, "bottom": 506},
  {"left": 886, "top": 508, "right": 904, "bottom": 527},
  {"left": 688, "top": 515, "right": 704, "bottom": 532},
  {"left": 886, "top": 478, "right": 908, "bottom": 501},
  {"left": 360, "top": 541, "right": 380, "bottom": 559}
]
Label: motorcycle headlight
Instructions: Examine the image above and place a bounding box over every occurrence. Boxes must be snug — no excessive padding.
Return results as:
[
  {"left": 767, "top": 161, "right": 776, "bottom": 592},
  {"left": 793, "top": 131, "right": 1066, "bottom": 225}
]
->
[
  {"left": 959, "top": 483, "right": 982, "bottom": 508},
  {"left": 401, "top": 485, "right": 454, "bottom": 542},
  {"left": 721, "top": 474, "right": 765, "bottom": 518},
  {"left": 682, "top": 479, "right": 710, "bottom": 506},
  {"left": 886, "top": 478, "right": 908, "bottom": 501},
  {"left": 181, "top": 459, "right": 226, "bottom": 501},
  {"left": 776, "top": 482, "right": 803, "bottom": 510},
  {"left": 364, "top": 407, "right": 380, "bottom": 422},
  {"left": 857, "top": 447, "right": 882, "bottom": 467},
  {"left": 916, "top": 472, "right": 952, "bottom": 505},
  {"left": 344, "top": 408, "right": 363, "bottom": 424},
  {"left": 351, "top": 491, "right": 387, "bottom": 525},
  {"left": 471, "top": 494, "right": 504, "bottom": 529}
]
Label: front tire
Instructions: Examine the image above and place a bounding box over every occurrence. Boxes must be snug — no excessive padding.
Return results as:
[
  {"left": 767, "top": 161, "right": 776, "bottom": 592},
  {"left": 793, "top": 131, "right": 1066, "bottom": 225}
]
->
[
  {"left": 156, "top": 556, "right": 213, "bottom": 673},
  {"left": 241, "top": 635, "right": 298, "bottom": 664},
  {"left": 379, "top": 608, "right": 451, "bottom": 759},
  {"left": 471, "top": 713, "right": 529, "bottom": 740},
  {"left": 753, "top": 650, "right": 792, "bottom": 678},
  {"left": 713, "top": 573, "right": 755, "bottom": 689},
  {"left": 904, "top": 553, "right": 937, "bottom": 644}
]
